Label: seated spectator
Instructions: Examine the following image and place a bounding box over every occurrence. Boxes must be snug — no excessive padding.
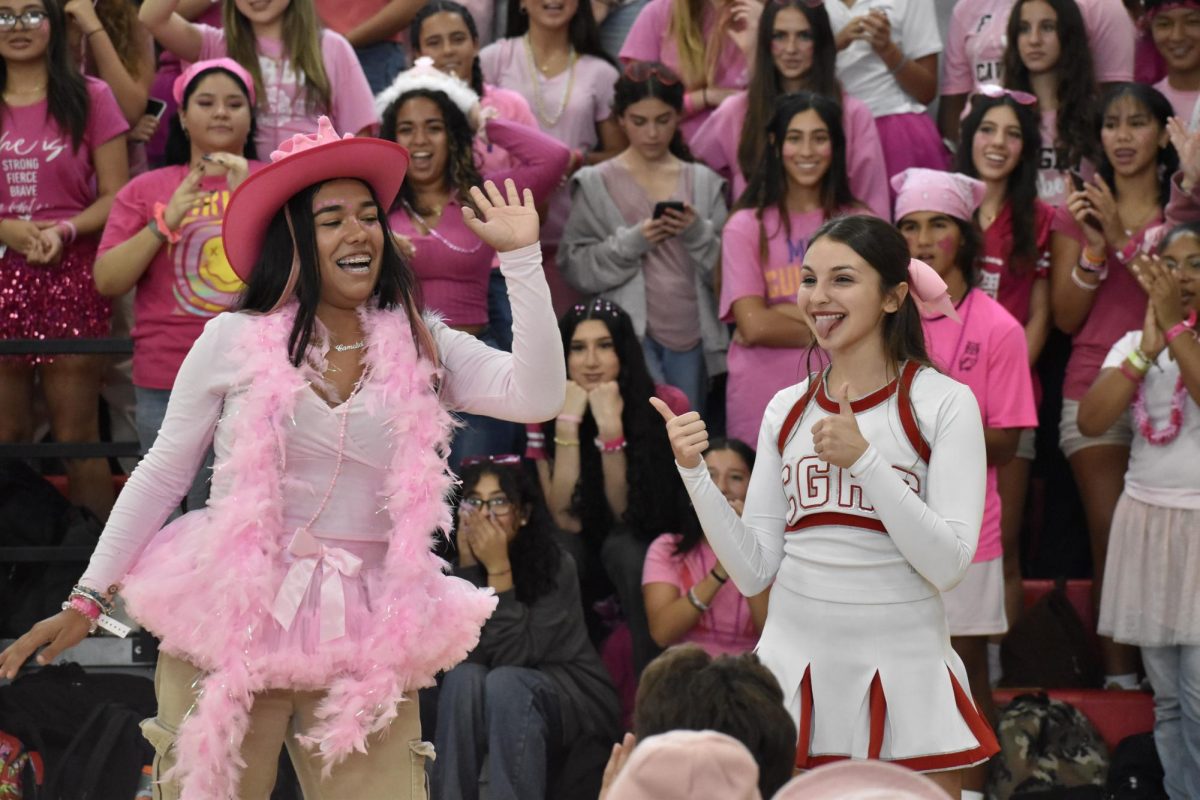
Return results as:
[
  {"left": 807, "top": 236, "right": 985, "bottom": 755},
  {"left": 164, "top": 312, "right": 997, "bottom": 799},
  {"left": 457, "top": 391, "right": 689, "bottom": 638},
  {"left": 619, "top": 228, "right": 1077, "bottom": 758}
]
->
[
  {"left": 617, "top": 0, "right": 756, "bottom": 142},
  {"left": 438, "top": 458, "right": 620, "bottom": 800},
  {"left": 376, "top": 58, "right": 570, "bottom": 466},
  {"left": 632, "top": 645, "right": 796, "bottom": 798},
  {"left": 93, "top": 58, "right": 262, "bottom": 511},
  {"left": 0, "top": 0, "right": 129, "bottom": 521},
  {"left": 1143, "top": 0, "right": 1200, "bottom": 125},
  {"left": 602, "top": 730, "right": 763, "bottom": 800},
  {"left": 138, "top": 0, "right": 377, "bottom": 154},
  {"left": 526, "top": 299, "right": 683, "bottom": 676},
  {"left": 719, "top": 92, "right": 868, "bottom": 444},
  {"left": 558, "top": 61, "right": 728, "bottom": 414},
  {"left": 773, "top": 760, "right": 952, "bottom": 799},
  {"left": 1001, "top": 0, "right": 1101, "bottom": 205},
  {"left": 643, "top": 437, "right": 769, "bottom": 655},
  {"left": 690, "top": 0, "right": 888, "bottom": 216}
]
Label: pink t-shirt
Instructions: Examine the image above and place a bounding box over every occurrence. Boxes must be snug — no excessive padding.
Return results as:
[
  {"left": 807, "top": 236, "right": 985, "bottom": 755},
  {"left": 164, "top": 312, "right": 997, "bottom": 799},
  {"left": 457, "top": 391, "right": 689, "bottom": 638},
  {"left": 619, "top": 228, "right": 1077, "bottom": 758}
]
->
[
  {"left": 1052, "top": 204, "right": 1153, "bottom": 400},
  {"left": 979, "top": 199, "right": 1053, "bottom": 325},
  {"left": 98, "top": 163, "right": 265, "bottom": 389},
  {"left": 642, "top": 533, "right": 760, "bottom": 656},
  {"left": 618, "top": 0, "right": 750, "bottom": 141},
  {"left": 479, "top": 38, "right": 619, "bottom": 246},
  {"left": 1154, "top": 77, "right": 1200, "bottom": 124},
  {"left": 941, "top": 0, "right": 1134, "bottom": 95},
  {"left": 388, "top": 118, "right": 570, "bottom": 326},
  {"left": 690, "top": 90, "right": 889, "bottom": 217},
  {"left": 922, "top": 289, "right": 1037, "bottom": 562},
  {"left": 475, "top": 84, "right": 539, "bottom": 175},
  {"left": 719, "top": 207, "right": 851, "bottom": 445},
  {"left": 0, "top": 78, "right": 128, "bottom": 221},
  {"left": 196, "top": 25, "right": 379, "bottom": 156},
  {"left": 314, "top": 0, "right": 402, "bottom": 42}
]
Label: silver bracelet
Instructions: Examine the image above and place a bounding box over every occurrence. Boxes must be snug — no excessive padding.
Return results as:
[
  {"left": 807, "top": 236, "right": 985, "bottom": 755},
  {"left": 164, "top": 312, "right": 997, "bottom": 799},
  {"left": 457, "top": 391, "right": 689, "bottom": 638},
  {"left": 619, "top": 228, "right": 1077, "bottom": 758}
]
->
[{"left": 686, "top": 587, "right": 710, "bottom": 613}]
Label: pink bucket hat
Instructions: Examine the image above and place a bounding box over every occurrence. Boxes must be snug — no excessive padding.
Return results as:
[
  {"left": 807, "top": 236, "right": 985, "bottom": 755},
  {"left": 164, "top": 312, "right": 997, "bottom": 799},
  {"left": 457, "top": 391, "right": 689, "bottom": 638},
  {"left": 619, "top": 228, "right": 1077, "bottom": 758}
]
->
[
  {"left": 222, "top": 116, "right": 409, "bottom": 282},
  {"left": 607, "top": 731, "right": 763, "bottom": 800},
  {"left": 173, "top": 57, "right": 257, "bottom": 106},
  {"left": 773, "top": 760, "right": 953, "bottom": 799},
  {"left": 891, "top": 168, "right": 985, "bottom": 225}
]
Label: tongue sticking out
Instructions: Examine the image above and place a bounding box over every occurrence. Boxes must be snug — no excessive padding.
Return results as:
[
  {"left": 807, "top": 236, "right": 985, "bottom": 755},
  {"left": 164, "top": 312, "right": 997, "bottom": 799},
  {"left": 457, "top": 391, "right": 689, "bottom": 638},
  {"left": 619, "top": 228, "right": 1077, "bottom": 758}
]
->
[{"left": 813, "top": 314, "right": 844, "bottom": 339}]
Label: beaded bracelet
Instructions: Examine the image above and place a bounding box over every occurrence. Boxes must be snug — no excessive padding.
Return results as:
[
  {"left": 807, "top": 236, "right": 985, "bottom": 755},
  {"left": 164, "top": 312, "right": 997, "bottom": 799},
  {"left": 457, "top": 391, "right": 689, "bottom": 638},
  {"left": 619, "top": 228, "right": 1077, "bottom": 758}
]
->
[
  {"left": 595, "top": 435, "right": 626, "bottom": 453},
  {"left": 686, "top": 587, "right": 709, "bottom": 613},
  {"left": 61, "top": 599, "right": 100, "bottom": 634},
  {"left": 553, "top": 436, "right": 580, "bottom": 447},
  {"left": 70, "top": 583, "right": 114, "bottom": 615}
]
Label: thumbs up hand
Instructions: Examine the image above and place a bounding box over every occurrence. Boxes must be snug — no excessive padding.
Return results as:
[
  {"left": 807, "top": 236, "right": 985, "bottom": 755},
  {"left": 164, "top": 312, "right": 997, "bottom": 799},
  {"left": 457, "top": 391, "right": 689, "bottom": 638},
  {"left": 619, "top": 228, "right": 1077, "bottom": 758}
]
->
[
  {"left": 811, "top": 383, "right": 868, "bottom": 469},
  {"left": 650, "top": 396, "right": 708, "bottom": 469}
]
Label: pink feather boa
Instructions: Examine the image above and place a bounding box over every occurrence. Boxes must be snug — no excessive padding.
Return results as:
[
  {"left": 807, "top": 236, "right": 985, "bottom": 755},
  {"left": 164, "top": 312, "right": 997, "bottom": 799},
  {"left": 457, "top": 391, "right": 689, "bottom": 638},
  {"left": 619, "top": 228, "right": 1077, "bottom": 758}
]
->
[{"left": 119, "top": 306, "right": 497, "bottom": 799}]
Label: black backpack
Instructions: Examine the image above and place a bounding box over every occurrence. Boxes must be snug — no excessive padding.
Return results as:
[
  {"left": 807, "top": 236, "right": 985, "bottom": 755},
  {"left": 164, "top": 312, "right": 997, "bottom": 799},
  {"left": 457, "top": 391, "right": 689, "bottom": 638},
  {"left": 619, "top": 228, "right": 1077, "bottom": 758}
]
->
[
  {"left": 1000, "top": 582, "right": 1104, "bottom": 689},
  {"left": 0, "top": 663, "right": 155, "bottom": 800},
  {"left": 1105, "top": 733, "right": 1167, "bottom": 799}
]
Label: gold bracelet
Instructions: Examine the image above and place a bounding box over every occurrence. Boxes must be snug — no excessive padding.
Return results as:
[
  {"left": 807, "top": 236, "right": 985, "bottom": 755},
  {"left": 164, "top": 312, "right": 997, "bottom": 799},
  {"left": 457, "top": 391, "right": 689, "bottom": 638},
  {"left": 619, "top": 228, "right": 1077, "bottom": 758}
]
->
[{"left": 553, "top": 436, "right": 580, "bottom": 447}]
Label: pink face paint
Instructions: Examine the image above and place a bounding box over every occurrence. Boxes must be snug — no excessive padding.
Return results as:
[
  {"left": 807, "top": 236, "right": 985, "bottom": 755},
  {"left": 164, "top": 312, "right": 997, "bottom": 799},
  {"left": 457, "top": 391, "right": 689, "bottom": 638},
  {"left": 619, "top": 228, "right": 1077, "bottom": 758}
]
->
[{"left": 935, "top": 235, "right": 958, "bottom": 256}]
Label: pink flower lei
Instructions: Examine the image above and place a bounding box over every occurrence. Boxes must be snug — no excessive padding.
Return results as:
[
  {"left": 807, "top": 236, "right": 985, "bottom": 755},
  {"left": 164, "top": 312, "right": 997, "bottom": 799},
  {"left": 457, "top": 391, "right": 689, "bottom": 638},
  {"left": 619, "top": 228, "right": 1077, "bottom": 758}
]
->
[{"left": 1132, "top": 314, "right": 1195, "bottom": 446}]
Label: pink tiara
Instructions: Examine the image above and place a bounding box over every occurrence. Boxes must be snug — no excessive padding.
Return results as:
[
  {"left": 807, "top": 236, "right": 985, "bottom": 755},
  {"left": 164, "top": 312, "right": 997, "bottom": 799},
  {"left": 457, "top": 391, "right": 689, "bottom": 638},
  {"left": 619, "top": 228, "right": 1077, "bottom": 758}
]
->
[{"left": 268, "top": 116, "right": 354, "bottom": 164}]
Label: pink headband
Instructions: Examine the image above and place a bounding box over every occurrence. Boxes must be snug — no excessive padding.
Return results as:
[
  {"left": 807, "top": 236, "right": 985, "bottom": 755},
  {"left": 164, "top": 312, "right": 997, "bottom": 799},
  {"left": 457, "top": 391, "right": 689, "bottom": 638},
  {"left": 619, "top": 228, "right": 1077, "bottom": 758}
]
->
[
  {"left": 173, "top": 57, "right": 257, "bottom": 107},
  {"left": 1144, "top": 0, "right": 1200, "bottom": 21},
  {"left": 891, "top": 167, "right": 986, "bottom": 225},
  {"left": 909, "top": 258, "right": 960, "bottom": 322},
  {"left": 960, "top": 83, "right": 1036, "bottom": 121}
]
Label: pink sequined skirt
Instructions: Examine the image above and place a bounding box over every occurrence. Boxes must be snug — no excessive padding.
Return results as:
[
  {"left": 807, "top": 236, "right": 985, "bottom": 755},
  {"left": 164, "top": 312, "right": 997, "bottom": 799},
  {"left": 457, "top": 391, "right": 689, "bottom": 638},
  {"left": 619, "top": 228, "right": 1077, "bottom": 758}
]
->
[{"left": 0, "top": 237, "right": 109, "bottom": 365}]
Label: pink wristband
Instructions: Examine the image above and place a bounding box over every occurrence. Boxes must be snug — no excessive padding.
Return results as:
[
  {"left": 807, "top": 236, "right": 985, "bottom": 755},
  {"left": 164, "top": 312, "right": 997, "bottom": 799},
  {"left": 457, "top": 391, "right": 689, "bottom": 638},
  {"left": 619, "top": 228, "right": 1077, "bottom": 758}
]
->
[
  {"left": 557, "top": 414, "right": 583, "bottom": 424},
  {"left": 1117, "top": 362, "right": 1145, "bottom": 384},
  {"left": 55, "top": 220, "right": 77, "bottom": 244},
  {"left": 1166, "top": 310, "right": 1198, "bottom": 345},
  {"left": 153, "top": 202, "right": 182, "bottom": 244},
  {"left": 68, "top": 595, "right": 102, "bottom": 621},
  {"left": 595, "top": 435, "right": 626, "bottom": 453}
]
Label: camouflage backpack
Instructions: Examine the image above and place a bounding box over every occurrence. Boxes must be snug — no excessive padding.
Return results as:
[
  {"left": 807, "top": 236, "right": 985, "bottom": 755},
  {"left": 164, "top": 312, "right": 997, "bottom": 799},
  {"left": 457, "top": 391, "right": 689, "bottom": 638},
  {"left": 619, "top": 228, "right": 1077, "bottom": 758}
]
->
[{"left": 987, "top": 693, "right": 1109, "bottom": 799}]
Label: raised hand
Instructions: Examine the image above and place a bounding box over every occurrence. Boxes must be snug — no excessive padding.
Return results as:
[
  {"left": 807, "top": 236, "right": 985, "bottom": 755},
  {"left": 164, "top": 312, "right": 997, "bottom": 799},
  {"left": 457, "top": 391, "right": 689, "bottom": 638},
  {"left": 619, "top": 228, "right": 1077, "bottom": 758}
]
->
[
  {"left": 1168, "top": 116, "right": 1200, "bottom": 193},
  {"left": 164, "top": 165, "right": 207, "bottom": 232},
  {"left": 461, "top": 179, "right": 539, "bottom": 253},
  {"left": 650, "top": 396, "right": 708, "bottom": 469},
  {"left": 811, "top": 383, "right": 868, "bottom": 469},
  {"left": 562, "top": 379, "right": 589, "bottom": 418},
  {"left": 1141, "top": 254, "right": 1186, "bottom": 331},
  {"left": 203, "top": 152, "right": 251, "bottom": 192},
  {"left": 1081, "top": 177, "right": 1127, "bottom": 250},
  {"left": 598, "top": 733, "right": 637, "bottom": 800},
  {"left": 0, "top": 609, "right": 92, "bottom": 680},
  {"left": 658, "top": 205, "right": 698, "bottom": 238},
  {"left": 588, "top": 381, "right": 624, "bottom": 437},
  {"left": 1140, "top": 301, "right": 1166, "bottom": 362}
]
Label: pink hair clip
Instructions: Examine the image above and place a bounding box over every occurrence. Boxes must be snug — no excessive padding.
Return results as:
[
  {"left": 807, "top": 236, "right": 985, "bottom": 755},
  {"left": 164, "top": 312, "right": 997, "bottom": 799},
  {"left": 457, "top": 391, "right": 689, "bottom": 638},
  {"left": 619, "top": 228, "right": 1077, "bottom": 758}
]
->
[{"left": 960, "top": 83, "right": 1037, "bottom": 121}]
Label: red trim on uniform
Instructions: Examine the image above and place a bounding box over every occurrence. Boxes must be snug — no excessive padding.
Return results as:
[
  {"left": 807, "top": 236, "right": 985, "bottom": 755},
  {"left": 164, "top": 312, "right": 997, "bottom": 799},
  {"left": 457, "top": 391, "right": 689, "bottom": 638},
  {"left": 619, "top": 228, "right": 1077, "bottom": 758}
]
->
[
  {"left": 794, "top": 666, "right": 814, "bottom": 769},
  {"left": 868, "top": 671, "right": 886, "bottom": 759},
  {"left": 777, "top": 378, "right": 822, "bottom": 454},
  {"left": 786, "top": 512, "right": 888, "bottom": 535},
  {"left": 897, "top": 362, "right": 932, "bottom": 463},
  {"left": 794, "top": 666, "right": 1000, "bottom": 773},
  {"left": 815, "top": 373, "right": 899, "bottom": 414}
]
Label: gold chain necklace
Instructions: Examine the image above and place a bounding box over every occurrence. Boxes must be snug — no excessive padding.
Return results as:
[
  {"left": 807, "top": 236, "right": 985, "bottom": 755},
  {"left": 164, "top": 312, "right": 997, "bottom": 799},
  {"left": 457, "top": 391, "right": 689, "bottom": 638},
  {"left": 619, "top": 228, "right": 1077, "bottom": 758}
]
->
[{"left": 522, "top": 33, "right": 576, "bottom": 128}]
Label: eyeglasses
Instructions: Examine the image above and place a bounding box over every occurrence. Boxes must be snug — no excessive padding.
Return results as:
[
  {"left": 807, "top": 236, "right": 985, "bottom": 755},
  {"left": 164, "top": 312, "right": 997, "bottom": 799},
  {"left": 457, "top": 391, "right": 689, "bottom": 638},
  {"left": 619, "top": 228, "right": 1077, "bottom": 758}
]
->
[
  {"left": 961, "top": 83, "right": 1037, "bottom": 121},
  {"left": 460, "top": 453, "right": 522, "bottom": 467},
  {"left": 460, "top": 496, "right": 514, "bottom": 515},
  {"left": 0, "top": 9, "right": 47, "bottom": 30},
  {"left": 622, "top": 61, "right": 681, "bottom": 85}
]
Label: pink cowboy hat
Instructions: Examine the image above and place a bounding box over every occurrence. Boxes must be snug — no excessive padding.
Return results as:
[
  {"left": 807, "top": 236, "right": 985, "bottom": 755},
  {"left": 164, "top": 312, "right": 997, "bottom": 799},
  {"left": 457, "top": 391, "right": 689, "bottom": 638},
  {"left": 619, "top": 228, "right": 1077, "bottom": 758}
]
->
[{"left": 222, "top": 116, "right": 409, "bottom": 281}]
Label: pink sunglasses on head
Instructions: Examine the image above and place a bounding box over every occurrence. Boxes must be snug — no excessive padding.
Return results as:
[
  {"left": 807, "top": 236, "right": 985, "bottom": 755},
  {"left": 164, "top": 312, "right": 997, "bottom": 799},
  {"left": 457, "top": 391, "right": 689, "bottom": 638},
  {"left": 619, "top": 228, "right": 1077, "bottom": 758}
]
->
[{"left": 960, "top": 84, "right": 1038, "bottom": 121}]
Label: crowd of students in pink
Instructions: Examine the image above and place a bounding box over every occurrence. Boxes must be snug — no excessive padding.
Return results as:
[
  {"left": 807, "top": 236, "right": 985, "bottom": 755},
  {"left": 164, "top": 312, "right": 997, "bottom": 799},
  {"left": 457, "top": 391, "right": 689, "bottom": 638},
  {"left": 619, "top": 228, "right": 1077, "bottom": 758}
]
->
[{"left": 0, "top": 0, "right": 1199, "bottom": 796}]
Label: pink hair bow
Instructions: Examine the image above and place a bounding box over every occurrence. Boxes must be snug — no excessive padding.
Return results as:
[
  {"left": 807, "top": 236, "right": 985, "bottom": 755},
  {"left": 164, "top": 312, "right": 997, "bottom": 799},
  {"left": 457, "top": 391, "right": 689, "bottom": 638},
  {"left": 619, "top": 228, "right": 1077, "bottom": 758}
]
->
[
  {"left": 960, "top": 83, "right": 1037, "bottom": 121},
  {"left": 908, "top": 258, "right": 960, "bottom": 322}
]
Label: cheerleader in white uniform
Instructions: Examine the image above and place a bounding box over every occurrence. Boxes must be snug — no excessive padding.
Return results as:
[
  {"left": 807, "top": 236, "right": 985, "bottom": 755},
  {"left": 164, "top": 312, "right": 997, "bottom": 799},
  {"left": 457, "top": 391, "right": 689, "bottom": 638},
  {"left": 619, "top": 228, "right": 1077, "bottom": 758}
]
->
[{"left": 652, "top": 215, "right": 1000, "bottom": 797}]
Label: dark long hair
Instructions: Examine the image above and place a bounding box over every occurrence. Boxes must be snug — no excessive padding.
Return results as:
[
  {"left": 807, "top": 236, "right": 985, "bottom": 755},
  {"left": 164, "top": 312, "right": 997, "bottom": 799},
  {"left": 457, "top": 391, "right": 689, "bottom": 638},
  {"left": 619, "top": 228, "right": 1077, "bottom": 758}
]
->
[
  {"left": 0, "top": 0, "right": 88, "bottom": 150},
  {"left": 1095, "top": 83, "right": 1177, "bottom": 206},
  {"left": 410, "top": 0, "right": 485, "bottom": 95},
  {"left": 505, "top": 0, "right": 612, "bottom": 64},
  {"left": 1003, "top": 0, "right": 1098, "bottom": 168},
  {"left": 737, "top": 92, "right": 858, "bottom": 260},
  {"left": 458, "top": 461, "right": 563, "bottom": 605},
  {"left": 739, "top": 0, "right": 839, "bottom": 183},
  {"left": 380, "top": 88, "right": 483, "bottom": 215},
  {"left": 674, "top": 438, "right": 755, "bottom": 556},
  {"left": 809, "top": 216, "right": 935, "bottom": 375},
  {"left": 955, "top": 94, "right": 1042, "bottom": 271},
  {"left": 236, "top": 180, "right": 435, "bottom": 369},
  {"left": 164, "top": 66, "right": 259, "bottom": 166},
  {"left": 612, "top": 62, "right": 693, "bottom": 162},
  {"left": 542, "top": 301, "right": 681, "bottom": 541}
]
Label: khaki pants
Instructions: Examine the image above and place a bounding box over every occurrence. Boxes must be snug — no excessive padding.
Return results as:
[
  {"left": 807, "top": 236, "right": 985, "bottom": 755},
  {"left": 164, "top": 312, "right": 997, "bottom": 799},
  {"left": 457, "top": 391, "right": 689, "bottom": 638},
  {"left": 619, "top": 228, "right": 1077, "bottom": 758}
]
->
[{"left": 142, "top": 652, "right": 429, "bottom": 800}]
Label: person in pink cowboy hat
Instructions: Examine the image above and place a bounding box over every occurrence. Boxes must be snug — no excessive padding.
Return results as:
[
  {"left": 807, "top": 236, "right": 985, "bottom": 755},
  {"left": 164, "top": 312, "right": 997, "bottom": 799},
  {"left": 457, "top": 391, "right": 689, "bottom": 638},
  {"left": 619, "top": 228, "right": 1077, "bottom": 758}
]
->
[{"left": 0, "top": 116, "right": 566, "bottom": 800}]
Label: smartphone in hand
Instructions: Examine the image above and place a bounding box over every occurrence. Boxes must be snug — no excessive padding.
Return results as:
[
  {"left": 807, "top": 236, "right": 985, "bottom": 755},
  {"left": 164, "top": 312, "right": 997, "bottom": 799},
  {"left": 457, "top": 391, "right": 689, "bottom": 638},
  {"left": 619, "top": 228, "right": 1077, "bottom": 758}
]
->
[
  {"left": 1070, "top": 171, "right": 1105, "bottom": 233},
  {"left": 652, "top": 201, "right": 685, "bottom": 220}
]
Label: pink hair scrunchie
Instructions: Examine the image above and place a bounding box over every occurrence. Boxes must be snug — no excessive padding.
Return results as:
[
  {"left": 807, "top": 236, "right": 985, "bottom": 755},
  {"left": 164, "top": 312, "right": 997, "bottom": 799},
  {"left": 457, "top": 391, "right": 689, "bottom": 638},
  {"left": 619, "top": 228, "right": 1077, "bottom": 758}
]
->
[{"left": 908, "top": 258, "right": 960, "bottom": 322}]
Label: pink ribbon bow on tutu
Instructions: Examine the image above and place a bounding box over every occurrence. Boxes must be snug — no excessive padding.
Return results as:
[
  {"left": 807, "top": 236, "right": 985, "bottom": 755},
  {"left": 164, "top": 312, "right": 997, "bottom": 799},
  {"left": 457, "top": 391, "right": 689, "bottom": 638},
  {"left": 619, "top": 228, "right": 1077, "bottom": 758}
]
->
[
  {"left": 271, "top": 527, "right": 363, "bottom": 643},
  {"left": 908, "top": 258, "right": 960, "bottom": 322}
]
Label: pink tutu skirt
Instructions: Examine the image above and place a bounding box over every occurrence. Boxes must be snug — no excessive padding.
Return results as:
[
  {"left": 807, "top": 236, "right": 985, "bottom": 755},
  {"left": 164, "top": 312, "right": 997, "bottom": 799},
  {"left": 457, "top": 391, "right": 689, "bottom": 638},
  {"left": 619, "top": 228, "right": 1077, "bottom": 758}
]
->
[{"left": 1099, "top": 493, "right": 1200, "bottom": 647}]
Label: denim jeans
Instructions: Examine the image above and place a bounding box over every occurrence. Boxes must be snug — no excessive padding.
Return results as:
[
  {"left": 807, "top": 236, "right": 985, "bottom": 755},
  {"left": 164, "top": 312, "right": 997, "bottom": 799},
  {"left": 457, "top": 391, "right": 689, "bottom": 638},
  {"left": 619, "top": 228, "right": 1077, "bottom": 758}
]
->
[
  {"left": 134, "top": 386, "right": 213, "bottom": 514},
  {"left": 356, "top": 41, "right": 407, "bottom": 95},
  {"left": 1141, "top": 644, "right": 1200, "bottom": 799},
  {"left": 641, "top": 335, "right": 707, "bottom": 416},
  {"left": 433, "top": 663, "right": 563, "bottom": 800},
  {"left": 598, "top": 0, "right": 650, "bottom": 61}
]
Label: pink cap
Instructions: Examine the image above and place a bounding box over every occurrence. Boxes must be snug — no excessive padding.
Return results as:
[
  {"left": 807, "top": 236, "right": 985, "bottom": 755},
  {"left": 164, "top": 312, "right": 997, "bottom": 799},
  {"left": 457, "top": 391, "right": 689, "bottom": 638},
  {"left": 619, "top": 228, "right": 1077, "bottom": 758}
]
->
[
  {"left": 173, "top": 57, "right": 257, "bottom": 107},
  {"left": 773, "top": 760, "right": 953, "bottom": 799},
  {"left": 608, "top": 731, "right": 763, "bottom": 800},
  {"left": 891, "top": 168, "right": 985, "bottom": 225}
]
